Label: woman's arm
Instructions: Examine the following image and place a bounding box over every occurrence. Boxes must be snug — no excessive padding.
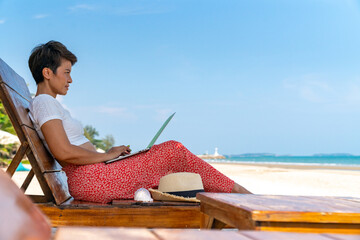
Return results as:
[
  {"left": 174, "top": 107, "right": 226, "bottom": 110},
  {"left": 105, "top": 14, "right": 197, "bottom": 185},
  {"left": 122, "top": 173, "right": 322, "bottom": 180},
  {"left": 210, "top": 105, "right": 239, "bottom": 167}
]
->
[{"left": 41, "top": 119, "right": 128, "bottom": 165}]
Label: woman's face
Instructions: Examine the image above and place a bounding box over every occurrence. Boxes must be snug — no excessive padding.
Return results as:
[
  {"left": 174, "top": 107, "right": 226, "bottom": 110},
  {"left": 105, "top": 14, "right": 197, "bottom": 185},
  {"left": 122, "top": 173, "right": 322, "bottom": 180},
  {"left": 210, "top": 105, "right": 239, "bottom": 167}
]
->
[{"left": 48, "top": 59, "right": 72, "bottom": 96}]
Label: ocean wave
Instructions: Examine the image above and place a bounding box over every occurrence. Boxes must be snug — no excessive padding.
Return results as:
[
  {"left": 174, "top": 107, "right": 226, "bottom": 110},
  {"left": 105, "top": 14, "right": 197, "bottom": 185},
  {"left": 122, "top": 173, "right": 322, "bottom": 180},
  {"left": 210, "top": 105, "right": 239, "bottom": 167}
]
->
[{"left": 204, "top": 159, "right": 360, "bottom": 167}]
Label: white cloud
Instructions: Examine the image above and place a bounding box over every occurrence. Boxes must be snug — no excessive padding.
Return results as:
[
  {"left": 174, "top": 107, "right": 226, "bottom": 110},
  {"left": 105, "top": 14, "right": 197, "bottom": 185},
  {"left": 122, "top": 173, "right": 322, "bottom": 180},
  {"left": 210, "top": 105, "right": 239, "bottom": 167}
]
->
[
  {"left": 33, "top": 14, "right": 49, "bottom": 19},
  {"left": 283, "top": 74, "right": 360, "bottom": 106},
  {"left": 111, "top": 6, "right": 170, "bottom": 16},
  {"left": 96, "top": 106, "right": 137, "bottom": 119},
  {"left": 68, "top": 3, "right": 171, "bottom": 16},
  {"left": 98, "top": 106, "right": 127, "bottom": 115},
  {"left": 283, "top": 74, "right": 334, "bottom": 103},
  {"left": 300, "top": 81, "right": 332, "bottom": 103},
  {"left": 69, "top": 4, "right": 96, "bottom": 11},
  {"left": 299, "top": 84, "right": 327, "bottom": 103},
  {"left": 134, "top": 104, "right": 162, "bottom": 110},
  {"left": 0, "top": 19, "right": 5, "bottom": 24},
  {"left": 132, "top": 105, "right": 175, "bottom": 121}
]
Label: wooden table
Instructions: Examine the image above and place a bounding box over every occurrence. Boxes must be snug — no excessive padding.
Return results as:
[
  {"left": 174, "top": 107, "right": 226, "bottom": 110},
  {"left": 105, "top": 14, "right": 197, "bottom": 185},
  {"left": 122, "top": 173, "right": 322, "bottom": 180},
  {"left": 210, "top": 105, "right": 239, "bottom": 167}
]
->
[
  {"left": 197, "top": 193, "right": 360, "bottom": 234},
  {"left": 54, "top": 228, "right": 360, "bottom": 240}
]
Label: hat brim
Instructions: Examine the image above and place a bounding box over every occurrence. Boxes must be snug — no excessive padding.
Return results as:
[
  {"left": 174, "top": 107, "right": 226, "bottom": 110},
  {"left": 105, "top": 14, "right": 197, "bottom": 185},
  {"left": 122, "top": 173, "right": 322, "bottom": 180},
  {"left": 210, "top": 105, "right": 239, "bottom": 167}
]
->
[{"left": 148, "top": 189, "right": 200, "bottom": 203}]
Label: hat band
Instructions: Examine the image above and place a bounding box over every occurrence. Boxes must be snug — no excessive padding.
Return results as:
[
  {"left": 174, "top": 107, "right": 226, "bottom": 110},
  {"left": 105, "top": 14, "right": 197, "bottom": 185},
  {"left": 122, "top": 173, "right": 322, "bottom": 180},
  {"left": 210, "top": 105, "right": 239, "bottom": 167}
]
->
[{"left": 165, "top": 189, "right": 204, "bottom": 198}]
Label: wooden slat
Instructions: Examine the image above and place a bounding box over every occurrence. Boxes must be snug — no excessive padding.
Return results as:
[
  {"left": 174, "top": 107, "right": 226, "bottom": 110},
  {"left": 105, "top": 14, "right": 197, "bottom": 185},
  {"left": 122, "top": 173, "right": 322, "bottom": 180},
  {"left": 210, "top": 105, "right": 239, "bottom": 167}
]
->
[
  {"left": 197, "top": 193, "right": 360, "bottom": 223},
  {"left": 6, "top": 141, "right": 29, "bottom": 177},
  {"left": 112, "top": 199, "right": 200, "bottom": 206},
  {"left": 241, "top": 231, "right": 358, "bottom": 240},
  {"left": 22, "top": 126, "right": 68, "bottom": 205},
  {"left": 2, "top": 84, "right": 33, "bottom": 128},
  {"left": 55, "top": 227, "right": 159, "bottom": 240},
  {"left": 23, "top": 126, "right": 62, "bottom": 173},
  {"left": 43, "top": 171, "right": 71, "bottom": 205},
  {"left": 198, "top": 193, "right": 360, "bottom": 233},
  {"left": 0, "top": 58, "right": 32, "bottom": 102},
  {"left": 0, "top": 85, "right": 26, "bottom": 143},
  {"left": 253, "top": 210, "right": 360, "bottom": 224},
  {"left": 322, "top": 233, "right": 360, "bottom": 240},
  {"left": 224, "top": 194, "right": 346, "bottom": 212},
  {"left": 197, "top": 193, "right": 273, "bottom": 212},
  {"left": 53, "top": 229, "right": 360, "bottom": 240},
  {"left": 258, "top": 195, "right": 360, "bottom": 212},
  {"left": 257, "top": 221, "right": 360, "bottom": 234},
  {"left": 38, "top": 204, "right": 201, "bottom": 228},
  {"left": 339, "top": 197, "right": 360, "bottom": 204},
  {"left": 249, "top": 195, "right": 360, "bottom": 212},
  {"left": 24, "top": 150, "right": 55, "bottom": 203},
  {"left": 207, "top": 217, "right": 227, "bottom": 229},
  {"left": 252, "top": 197, "right": 360, "bottom": 224},
  {"left": 61, "top": 198, "right": 110, "bottom": 207},
  {"left": 200, "top": 200, "right": 255, "bottom": 230},
  {"left": 28, "top": 194, "right": 49, "bottom": 203},
  {"left": 21, "top": 168, "right": 34, "bottom": 191},
  {"left": 197, "top": 193, "right": 256, "bottom": 230},
  {"left": 19, "top": 125, "right": 69, "bottom": 205},
  {"left": 301, "top": 196, "right": 360, "bottom": 211},
  {"left": 153, "top": 229, "right": 251, "bottom": 240}
]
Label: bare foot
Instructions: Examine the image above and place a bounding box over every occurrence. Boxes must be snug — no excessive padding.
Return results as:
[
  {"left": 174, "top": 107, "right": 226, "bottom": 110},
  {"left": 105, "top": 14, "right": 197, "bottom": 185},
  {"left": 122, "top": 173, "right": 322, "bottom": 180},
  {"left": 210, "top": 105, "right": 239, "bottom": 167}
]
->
[{"left": 231, "top": 183, "right": 252, "bottom": 194}]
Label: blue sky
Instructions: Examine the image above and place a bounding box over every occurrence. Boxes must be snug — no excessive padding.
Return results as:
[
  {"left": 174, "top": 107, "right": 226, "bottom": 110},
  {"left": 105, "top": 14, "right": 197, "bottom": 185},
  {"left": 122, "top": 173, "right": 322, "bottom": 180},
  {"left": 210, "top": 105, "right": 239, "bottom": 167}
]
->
[{"left": 1, "top": 0, "right": 360, "bottom": 155}]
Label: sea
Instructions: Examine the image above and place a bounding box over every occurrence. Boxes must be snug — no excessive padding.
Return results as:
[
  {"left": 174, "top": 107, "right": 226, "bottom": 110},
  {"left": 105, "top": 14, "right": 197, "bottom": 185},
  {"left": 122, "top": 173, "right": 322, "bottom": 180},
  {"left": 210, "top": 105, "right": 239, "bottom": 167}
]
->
[{"left": 205, "top": 155, "right": 360, "bottom": 167}]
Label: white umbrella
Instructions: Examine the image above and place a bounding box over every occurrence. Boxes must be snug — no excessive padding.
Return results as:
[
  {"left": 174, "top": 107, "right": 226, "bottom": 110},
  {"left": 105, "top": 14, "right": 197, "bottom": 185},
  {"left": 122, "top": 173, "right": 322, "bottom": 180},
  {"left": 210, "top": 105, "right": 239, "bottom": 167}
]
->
[{"left": 0, "top": 130, "right": 20, "bottom": 145}]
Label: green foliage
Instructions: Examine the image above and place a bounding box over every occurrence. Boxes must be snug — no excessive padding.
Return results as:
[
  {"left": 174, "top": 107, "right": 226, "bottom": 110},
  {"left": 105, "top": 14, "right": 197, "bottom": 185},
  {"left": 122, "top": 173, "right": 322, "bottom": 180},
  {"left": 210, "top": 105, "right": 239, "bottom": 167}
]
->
[
  {"left": 0, "top": 143, "right": 17, "bottom": 167},
  {"left": 84, "top": 125, "right": 115, "bottom": 151},
  {"left": 0, "top": 101, "right": 16, "bottom": 135},
  {"left": 84, "top": 125, "right": 99, "bottom": 143},
  {"left": 97, "top": 135, "right": 115, "bottom": 152},
  {"left": 0, "top": 101, "right": 17, "bottom": 167}
]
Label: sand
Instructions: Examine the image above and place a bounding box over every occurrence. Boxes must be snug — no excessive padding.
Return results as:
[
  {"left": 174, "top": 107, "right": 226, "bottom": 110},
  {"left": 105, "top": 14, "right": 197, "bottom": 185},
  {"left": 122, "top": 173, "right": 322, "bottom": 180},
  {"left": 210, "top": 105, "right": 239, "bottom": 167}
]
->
[
  {"left": 3, "top": 162, "right": 360, "bottom": 198},
  {"left": 210, "top": 162, "right": 360, "bottom": 198}
]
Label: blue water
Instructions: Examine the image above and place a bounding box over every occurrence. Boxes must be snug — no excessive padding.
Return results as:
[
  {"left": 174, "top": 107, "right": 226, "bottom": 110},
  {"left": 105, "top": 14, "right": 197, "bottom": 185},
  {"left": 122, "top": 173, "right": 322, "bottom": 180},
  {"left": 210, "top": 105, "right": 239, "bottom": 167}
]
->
[{"left": 206, "top": 155, "right": 360, "bottom": 167}]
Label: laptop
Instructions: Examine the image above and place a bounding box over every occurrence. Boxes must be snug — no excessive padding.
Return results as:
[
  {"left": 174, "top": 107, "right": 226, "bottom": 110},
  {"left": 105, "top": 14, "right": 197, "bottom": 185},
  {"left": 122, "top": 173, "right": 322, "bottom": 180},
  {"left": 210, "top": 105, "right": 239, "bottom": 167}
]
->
[{"left": 105, "top": 112, "right": 176, "bottom": 164}]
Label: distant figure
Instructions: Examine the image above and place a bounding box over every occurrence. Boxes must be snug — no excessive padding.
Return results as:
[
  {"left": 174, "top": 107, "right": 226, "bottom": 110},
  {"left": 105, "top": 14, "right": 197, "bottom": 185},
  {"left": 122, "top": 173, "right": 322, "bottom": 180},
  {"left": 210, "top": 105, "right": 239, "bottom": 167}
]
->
[{"left": 27, "top": 40, "right": 252, "bottom": 203}]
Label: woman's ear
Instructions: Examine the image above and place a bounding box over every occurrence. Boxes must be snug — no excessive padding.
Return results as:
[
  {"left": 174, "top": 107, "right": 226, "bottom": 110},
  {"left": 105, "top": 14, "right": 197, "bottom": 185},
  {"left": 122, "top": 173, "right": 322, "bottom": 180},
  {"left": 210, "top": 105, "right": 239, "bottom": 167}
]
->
[{"left": 42, "top": 67, "right": 53, "bottom": 80}]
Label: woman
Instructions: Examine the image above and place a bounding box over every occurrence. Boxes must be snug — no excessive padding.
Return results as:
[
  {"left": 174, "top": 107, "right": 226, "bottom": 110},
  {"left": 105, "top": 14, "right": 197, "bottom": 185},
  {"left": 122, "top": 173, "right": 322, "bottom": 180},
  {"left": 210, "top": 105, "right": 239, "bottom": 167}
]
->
[{"left": 28, "top": 41, "right": 251, "bottom": 203}]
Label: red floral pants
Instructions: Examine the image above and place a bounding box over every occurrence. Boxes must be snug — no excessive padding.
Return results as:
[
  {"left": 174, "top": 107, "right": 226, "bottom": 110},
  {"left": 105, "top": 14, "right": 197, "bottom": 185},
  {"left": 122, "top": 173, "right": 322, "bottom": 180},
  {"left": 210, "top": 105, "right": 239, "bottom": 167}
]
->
[{"left": 63, "top": 140, "right": 234, "bottom": 203}]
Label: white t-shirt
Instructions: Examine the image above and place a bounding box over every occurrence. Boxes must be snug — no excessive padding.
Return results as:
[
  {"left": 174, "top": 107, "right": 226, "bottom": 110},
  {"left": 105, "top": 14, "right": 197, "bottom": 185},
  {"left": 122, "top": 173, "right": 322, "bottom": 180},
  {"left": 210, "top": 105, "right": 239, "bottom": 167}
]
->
[{"left": 29, "top": 94, "right": 89, "bottom": 154}]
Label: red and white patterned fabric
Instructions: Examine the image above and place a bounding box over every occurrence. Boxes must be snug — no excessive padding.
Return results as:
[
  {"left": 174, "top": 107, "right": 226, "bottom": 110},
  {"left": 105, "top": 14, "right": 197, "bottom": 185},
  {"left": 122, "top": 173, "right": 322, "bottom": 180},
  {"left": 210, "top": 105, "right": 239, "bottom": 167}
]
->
[{"left": 63, "top": 140, "right": 234, "bottom": 203}]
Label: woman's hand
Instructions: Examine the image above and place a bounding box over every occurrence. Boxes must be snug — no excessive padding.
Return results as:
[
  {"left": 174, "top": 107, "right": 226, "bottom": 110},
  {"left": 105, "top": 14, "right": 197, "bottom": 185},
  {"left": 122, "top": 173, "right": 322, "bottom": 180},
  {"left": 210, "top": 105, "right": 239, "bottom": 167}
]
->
[{"left": 107, "top": 145, "right": 131, "bottom": 159}]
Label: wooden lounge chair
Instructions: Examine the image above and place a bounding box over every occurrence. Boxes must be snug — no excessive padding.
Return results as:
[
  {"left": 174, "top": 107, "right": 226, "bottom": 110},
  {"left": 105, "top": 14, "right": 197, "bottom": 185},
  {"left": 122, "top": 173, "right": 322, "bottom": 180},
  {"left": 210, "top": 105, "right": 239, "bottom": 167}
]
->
[
  {"left": 1, "top": 168, "right": 358, "bottom": 240},
  {"left": 0, "top": 58, "right": 200, "bottom": 228},
  {"left": 197, "top": 192, "right": 360, "bottom": 234}
]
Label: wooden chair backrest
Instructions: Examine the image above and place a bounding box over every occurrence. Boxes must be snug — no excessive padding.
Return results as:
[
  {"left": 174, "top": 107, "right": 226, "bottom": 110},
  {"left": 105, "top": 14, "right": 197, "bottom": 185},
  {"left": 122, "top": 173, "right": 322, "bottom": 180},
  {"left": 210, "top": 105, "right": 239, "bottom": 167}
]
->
[
  {"left": 0, "top": 58, "right": 71, "bottom": 205},
  {"left": 0, "top": 169, "right": 51, "bottom": 240}
]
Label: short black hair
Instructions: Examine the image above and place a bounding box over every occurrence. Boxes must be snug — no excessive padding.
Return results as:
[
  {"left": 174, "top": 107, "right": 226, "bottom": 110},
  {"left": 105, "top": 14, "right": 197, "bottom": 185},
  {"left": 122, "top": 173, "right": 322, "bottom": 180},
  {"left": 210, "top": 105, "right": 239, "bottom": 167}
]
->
[{"left": 28, "top": 41, "right": 77, "bottom": 84}]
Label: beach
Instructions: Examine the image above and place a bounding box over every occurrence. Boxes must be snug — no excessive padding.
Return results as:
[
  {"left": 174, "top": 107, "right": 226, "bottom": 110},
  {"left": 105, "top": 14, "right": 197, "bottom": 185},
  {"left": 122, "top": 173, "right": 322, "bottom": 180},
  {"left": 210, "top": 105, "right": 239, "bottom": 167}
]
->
[
  {"left": 210, "top": 162, "right": 360, "bottom": 198},
  {"left": 3, "top": 162, "right": 360, "bottom": 198}
]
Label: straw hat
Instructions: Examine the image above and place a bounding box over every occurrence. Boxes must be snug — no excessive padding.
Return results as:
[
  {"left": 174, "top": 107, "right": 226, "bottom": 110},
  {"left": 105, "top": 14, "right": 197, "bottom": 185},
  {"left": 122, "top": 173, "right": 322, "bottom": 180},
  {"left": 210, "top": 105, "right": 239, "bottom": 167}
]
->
[{"left": 149, "top": 172, "right": 204, "bottom": 202}]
